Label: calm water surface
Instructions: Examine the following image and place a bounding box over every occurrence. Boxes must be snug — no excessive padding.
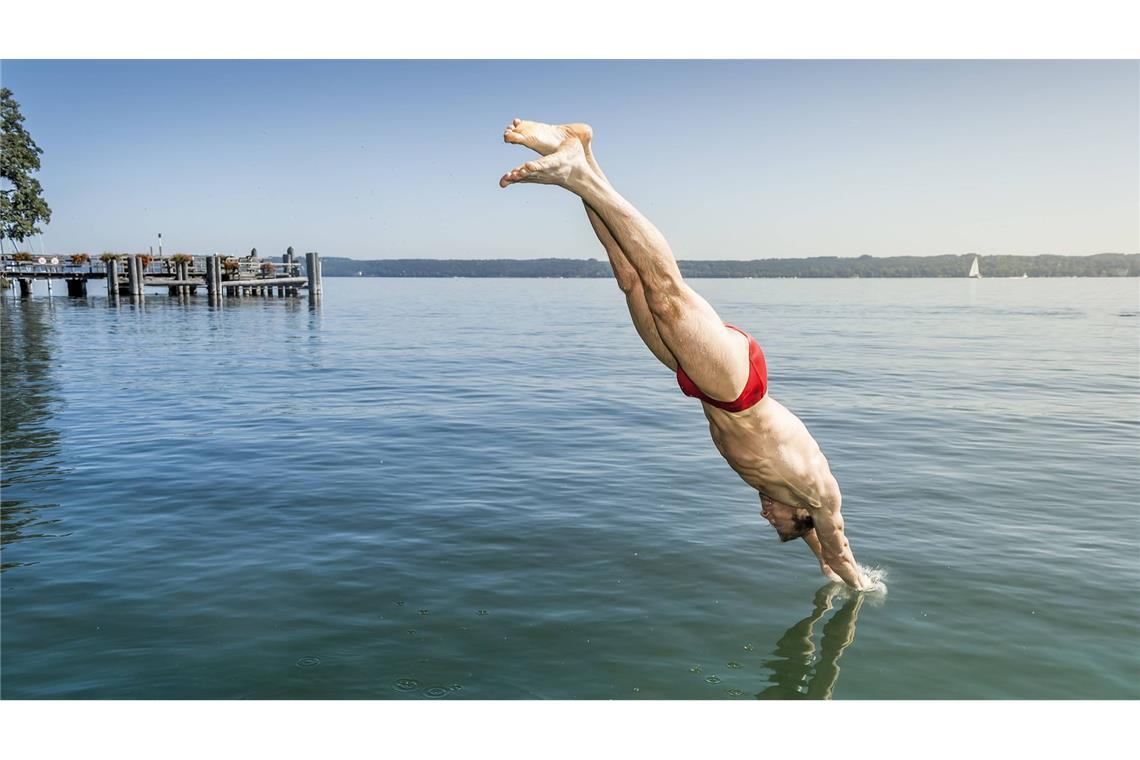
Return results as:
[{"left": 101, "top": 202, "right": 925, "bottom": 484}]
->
[{"left": 2, "top": 277, "right": 1138, "bottom": 699}]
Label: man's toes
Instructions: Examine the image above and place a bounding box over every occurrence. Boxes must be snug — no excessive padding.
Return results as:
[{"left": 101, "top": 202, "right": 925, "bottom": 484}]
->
[{"left": 499, "top": 162, "right": 534, "bottom": 187}]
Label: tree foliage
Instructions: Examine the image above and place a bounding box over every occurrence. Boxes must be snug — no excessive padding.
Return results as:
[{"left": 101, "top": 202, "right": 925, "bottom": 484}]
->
[{"left": 1, "top": 87, "right": 52, "bottom": 244}]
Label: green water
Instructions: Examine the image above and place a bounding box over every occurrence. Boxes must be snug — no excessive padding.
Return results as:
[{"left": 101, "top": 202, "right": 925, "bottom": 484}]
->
[{"left": 2, "top": 277, "right": 1137, "bottom": 698}]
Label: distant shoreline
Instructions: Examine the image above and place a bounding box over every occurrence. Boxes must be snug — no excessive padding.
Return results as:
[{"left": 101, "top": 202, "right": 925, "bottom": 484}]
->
[{"left": 322, "top": 253, "right": 1138, "bottom": 279}]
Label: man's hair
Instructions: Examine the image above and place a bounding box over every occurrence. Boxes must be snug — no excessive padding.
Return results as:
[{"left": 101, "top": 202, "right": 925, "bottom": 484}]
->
[{"left": 777, "top": 509, "right": 815, "bottom": 543}]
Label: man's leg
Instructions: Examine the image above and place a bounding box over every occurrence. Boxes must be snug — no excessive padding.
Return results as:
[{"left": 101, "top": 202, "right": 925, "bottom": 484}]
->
[
  {"left": 501, "top": 122, "right": 749, "bottom": 401},
  {"left": 503, "top": 120, "right": 677, "bottom": 370},
  {"left": 583, "top": 203, "right": 678, "bottom": 370}
]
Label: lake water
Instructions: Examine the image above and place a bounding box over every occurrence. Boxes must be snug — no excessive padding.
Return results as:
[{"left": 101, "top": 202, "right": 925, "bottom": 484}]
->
[{"left": 2, "top": 276, "right": 1138, "bottom": 699}]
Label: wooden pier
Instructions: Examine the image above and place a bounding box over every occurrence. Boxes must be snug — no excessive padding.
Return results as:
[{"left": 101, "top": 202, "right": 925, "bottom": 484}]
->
[{"left": 1, "top": 247, "right": 322, "bottom": 302}]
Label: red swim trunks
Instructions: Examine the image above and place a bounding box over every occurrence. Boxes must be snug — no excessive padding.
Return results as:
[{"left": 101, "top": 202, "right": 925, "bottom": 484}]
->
[{"left": 676, "top": 324, "right": 768, "bottom": 412}]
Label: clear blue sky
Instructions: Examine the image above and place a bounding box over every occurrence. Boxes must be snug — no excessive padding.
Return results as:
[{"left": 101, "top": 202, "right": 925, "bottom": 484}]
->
[{"left": 1, "top": 60, "right": 1136, "bottom": 260}]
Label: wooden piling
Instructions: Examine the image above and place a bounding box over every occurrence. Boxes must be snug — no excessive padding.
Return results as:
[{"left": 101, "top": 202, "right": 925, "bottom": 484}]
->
[
  {"left": 106, "top": 259, "right": 120, "bottom": 298},
  {"left": 18, "top": 278, "right": 32, "bottom": 297},
  {"left": 306, "top": 252, "right": 322, "bottom": 296},
  {"left": 205, "top": 256, "right": 218, "bottom": 300},
  {"left": 284, "top": 248, "right": 295, "bottom": 296},
  {"left": 127, "top": 255, "right": 139, "bottom": 297},
  {"left": 66, "top": 278, "right": 87, "bottom": 297},
  {"left": 136, "top": 255, "right": 146, "bottom": 297},
  {"left": 213, "top": 254, "right": 223, "bottom": 298}
]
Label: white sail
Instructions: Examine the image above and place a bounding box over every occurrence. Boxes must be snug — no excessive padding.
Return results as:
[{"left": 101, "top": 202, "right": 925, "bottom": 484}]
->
[{"left": 968, "top": 256, "right": 981, "bottom": 278}]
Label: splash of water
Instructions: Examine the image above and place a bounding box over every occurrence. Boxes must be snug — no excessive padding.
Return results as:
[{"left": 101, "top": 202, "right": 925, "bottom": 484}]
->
[
  {"left": 830, "top": 565, "right": 888, "bottom": 603},
  {"left": 861, "top": 565, "right": 888, "bottom": 593}
]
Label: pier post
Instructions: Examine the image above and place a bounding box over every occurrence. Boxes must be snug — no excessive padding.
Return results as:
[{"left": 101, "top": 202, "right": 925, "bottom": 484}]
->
[
  {"left": 205, "top": 256, "right": 217, "bottom": 301},
  {"left": 127, "top": 255, "right": 139, "bottom": 297},
  {"left": 66, "top": 278, "right": 87, "bottom": 297},
  {"left": 305, "top": 252, "right": 322, "bottom": 297},
  {"left": 106, "top": 259, "right": 120, "bottom": 298},
  {"left": 284, "top": 247, "right": 295, "bottom": 296},
  {"left": 136, "top": 255, "right": 147, "bottom": 297},
  {"left": 18, "top": 278, "right": 32, "bottom": 297}
]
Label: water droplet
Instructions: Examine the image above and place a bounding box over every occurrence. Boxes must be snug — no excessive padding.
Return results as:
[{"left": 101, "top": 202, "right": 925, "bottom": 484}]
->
[
  {"left": 419, "top": 609, "right": 429, "bottom": 615},
  {"left": 423, "top": 686, "right": 449, "bottom": 698},
  {"left": 705, "top": 675, "right": 722, "bottom": 684},
  {"left": 295, "top": 656, "right": 321, "bottom": 668},
  {"left": 394, "top": 678, "right": 420, "bottom": 691},
  {"left": 728, "top": 661, "right": 742, "bottom": 669},
  {"left": 633, "top": 687, "right": 640, "bottom": 693},
  {"left": 407, "top": 629, "right": 416, "bottom": 635},
  {"left": 743, "top": 644, "right": 754, "bottom": 652},
  {"left": 394, "top": 601, "right": 405, "bottom": 607},
  {"left": 727, "top": 688, "right": 744, "bottom": 697},
  {"left": 476, "top": 609, "right": 488, "bottom": 616},
  {"left": 689, "top": 666, "right": 702, "bottom": 674},
  {"left": 448, "top": 684, "right": 463, "bottom": 692}
]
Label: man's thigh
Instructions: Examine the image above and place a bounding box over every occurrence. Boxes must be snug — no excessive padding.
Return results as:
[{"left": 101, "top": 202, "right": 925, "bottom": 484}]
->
[{"left": 648, "top": 283, "right": 751, "bottom": 400}]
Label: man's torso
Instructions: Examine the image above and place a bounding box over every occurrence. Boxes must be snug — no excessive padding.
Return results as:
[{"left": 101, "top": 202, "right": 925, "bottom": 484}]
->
[{"left": 702, "top": 395, "right": 839, "bottom": 510}]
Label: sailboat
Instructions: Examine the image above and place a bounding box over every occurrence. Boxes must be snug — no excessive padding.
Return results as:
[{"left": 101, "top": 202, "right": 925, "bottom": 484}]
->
[{"left": 968, "top": 256, "right": 982, "bottom": 279}]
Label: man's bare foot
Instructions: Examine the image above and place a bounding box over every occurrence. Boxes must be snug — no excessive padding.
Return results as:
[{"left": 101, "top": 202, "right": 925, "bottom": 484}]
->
[
  {"left": 501, "top": 118, "right": 606, "bottom": 183},
  {"left": 504, "top": 118, "right": 593, "bottom": 157},
  {"left": 499, "top": 133, "right": 592, "bottom": 189}
]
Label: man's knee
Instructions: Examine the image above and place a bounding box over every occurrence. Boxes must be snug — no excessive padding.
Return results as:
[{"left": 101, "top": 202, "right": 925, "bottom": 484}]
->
[
  {"left": 642, "top": 280, "right": 687, "bottom": 322},
  {"left": 615, "top": 270, "right": 640, "bottom": 295}
]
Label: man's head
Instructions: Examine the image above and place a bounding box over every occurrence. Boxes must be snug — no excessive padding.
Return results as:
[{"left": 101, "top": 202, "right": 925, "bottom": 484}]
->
[{"left": 760, "top": 496, "right": 815, "bottom": 542}]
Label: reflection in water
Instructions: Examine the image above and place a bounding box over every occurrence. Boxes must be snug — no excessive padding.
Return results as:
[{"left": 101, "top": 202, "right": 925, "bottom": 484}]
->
[
  {"left": 0, "top": 299, "right": 66, "bottom": 570},
  {"left": 756, "top": 584, "right": 865, "bottom": 700}
]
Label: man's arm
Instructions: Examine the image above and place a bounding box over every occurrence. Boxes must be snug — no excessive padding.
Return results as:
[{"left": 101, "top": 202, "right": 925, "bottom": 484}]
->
[
  {"left": 802, "top": 529, "right": 843, "bottom": 583},
  {"left": 811, "top": 505, "right": 872, "bottom": 590}
]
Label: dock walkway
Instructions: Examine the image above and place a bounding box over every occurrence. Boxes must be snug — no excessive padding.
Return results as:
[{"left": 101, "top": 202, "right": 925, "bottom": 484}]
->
[{"left": 1, "top": 248, "right": 322, "bottom": 302}]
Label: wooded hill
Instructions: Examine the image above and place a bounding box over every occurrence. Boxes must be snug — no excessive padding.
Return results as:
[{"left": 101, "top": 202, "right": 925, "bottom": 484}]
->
[{"left": 320, "top": 253, "right": 1139, "bottom": 278}]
